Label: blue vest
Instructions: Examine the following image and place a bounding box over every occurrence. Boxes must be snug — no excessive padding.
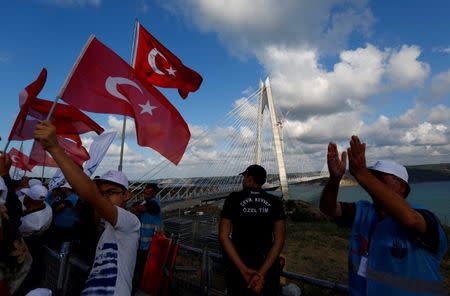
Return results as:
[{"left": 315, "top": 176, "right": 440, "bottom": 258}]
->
[
  {"left": 138, "top": 197, "right": 162, "bottom": 250},
  {"left": 348, "top": 200, "right": 448, "bottom": 296}
]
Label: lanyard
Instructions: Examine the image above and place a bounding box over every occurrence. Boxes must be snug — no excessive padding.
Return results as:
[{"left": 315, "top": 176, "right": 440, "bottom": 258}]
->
[{"left": 366, "top": 213, "right": 379, "bottom": 255}]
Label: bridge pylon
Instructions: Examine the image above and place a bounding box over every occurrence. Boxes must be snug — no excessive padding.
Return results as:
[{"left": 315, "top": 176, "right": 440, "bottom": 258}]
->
[{"left": 256, "top": 78, "right": 289, "bottom": 200}]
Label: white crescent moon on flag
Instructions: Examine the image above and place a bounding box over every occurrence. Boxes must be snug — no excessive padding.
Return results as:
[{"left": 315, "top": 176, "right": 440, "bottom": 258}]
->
[
  {"left": 105, "top": 76, "right": 143, "bottom": 103},
  {"left": 148, "top": 48, "right": 167, "bottom": 75},
  {"left": 10, "top": 155, "right": 19, "bottom": 163}
]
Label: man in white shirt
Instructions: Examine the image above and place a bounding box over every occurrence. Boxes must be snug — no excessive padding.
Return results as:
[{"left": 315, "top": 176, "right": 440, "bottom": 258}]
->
[{"left": 34, "top": 121, "right": 140, "bottom": 296}]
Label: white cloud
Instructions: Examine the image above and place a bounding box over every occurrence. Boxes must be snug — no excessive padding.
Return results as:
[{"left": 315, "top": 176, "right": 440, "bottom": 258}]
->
[
  {"left": 385, "top": 45, "right": 430, "bottom": 89},
  {"left": 189, "top": 125, "right": 215, "bottom": 149},
  {"left": 433, "top": 46, "right": 450, "bottom": 54},
  {"left": 283, "top": 111, "right": 363, "bottom": 143},
  {"left": 391, "top": 106, "right": 426, "bottom": 128},
  {"left": 261, "top": 44, "right": 429, "bottom": 119},
  {"left": 428, "top": 104, "right": 450, "bottom": 123},
  {"left": 155, "top": 1, "right": 450, "bottom": 170},
  {"left": 163, "top": 0, "right": 373, "bottom": 57},
  {"left": 107, "top": 115, "right": 136, "bottom": 137},
  {"left": 361, "top": 115, "right": 404, "bottom": 146},
  {"left": 401, "top": 122, "right": 448, "bottom": 145},
  {"left": 430, "top": 69, "right": 450, "bottom": 98}
]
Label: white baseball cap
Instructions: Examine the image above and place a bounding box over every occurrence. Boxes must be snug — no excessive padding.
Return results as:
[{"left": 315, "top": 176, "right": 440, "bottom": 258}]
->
[
  {"left": 369, "top": 160, "right": 409, "bottom": 183},
  {"left": 94, "top": 170, "right": 129, "bottom": 190},
  {"left": 28, "top": 179, "right": 43, "bottom": 187},
  {"left": 21, "top": 185, "right": 48, "bottom": 201}
]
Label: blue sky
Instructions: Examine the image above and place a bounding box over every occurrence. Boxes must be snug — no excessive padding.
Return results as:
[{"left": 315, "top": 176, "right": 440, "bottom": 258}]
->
[{"left": 1, "top": 0, "right": 449, "bottom": 179}]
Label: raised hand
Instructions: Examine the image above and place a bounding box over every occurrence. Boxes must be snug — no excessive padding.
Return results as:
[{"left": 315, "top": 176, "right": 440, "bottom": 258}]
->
[
  {"left": 327, "top": 142, "right": 347, "bottom": 180},
  {"left": 0, "top": 152, "right": 12, "bottom": 176},
  {"left": 347, "top": 135, "right": 367, "bottom": 178},
  {"left": 34, "top": 121, "right": 58, "bottom": 151}
]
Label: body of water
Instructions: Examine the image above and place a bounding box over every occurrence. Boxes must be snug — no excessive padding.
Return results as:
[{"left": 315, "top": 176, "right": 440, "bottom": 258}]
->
[{"left": 288, "top": 181, "right": 450, "bottom": 225}]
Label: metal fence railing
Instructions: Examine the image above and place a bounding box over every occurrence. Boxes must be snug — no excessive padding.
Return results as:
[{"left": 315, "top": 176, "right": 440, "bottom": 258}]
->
[
  {"left": 19, "top": 241, "right": 348, "bottom": 296},
  {"left": 171, "top": 244, "right": 348, "bottom": 296}
]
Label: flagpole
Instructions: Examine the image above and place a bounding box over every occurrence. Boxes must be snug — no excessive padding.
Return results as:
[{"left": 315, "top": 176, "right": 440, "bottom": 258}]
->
[
  {"left": 12, "top": 163, "right": 18, "bottom": 180},
  {"left": 12, "top": 142, "right": 23, "bottom": 180},
  {"left": 46, "top": 97, "right": 60, "bottom": 121},
  {"left": 41, "top": 154, "right": 46, "bottom": 181},
  {"left": 57, "top": 35, "right": 95, "bottom": 100},
  {"left": 4, "top": 141, "right": 10, "bottom": 153},
  {"left": 118, "top": 19, "right": 139, "bottom": 172}
]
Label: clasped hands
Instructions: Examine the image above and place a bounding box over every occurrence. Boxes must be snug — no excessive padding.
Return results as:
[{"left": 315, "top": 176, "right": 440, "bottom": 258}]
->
[{"left": 242, "top": 267, "right": 265, "bottom": 294}]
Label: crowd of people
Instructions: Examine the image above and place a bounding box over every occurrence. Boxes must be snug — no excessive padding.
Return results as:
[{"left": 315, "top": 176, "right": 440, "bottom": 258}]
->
[
  {"left": 0, "top": 121, "right": 162, "bottom": 296},
  {"left": 0, "top": 121, "right": 448, "bottom": 296}
]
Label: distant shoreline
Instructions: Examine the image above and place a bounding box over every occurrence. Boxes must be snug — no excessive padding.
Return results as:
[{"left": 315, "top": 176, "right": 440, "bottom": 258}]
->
[{"left": 301, "top": 162, "right": 450, "bottom": 187}]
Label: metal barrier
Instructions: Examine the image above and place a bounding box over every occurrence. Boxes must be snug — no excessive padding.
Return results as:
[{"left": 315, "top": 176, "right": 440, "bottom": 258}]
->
[
  {"left": 31, "top": 241, "right": 348, "bottom": 296},
  {"left": 37, "top": 243, "right": 90, "bottom": 296},
  {"left": 171, "top": 244, "right": 349, "bottom": 296}
]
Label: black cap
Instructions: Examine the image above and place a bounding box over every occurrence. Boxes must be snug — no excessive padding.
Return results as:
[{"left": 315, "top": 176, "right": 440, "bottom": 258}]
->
[{"left": 240, "top": 164, "right": 267, "bottom": 185}]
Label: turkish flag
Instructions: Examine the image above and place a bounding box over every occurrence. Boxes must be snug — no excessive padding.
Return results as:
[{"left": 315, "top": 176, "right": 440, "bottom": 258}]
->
[
  {"left": 29, "top": 141, "right": 58, "bottom": 168},
  {"left": 29, "top": 136, "right": 89, "bottom": 168},
  {"left": 134, "top": 22, "right": 203, "bottom": 99},
  {"left": 29, "top": 98, "right": 104, "bottom": 137},
  {"left": 59, "top": 36, "right": 190, "bottom": 165},
  {"left": 8, "top": 68, "right": 47, "bottom": 141},
  {"left": 9, "top": 68, "right": 104, "bottom": 143},
  {"left": 140, "top": 232, "right": 171, "bottom": 294},
  {"left": 11, "top": 99, "right": 104, "bottom": 144},
  {"left": 8, "top": 148, "right": 35, "bottom": 172}
]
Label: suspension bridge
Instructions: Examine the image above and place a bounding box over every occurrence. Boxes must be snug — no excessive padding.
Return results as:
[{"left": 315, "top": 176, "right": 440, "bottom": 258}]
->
[{"left": 127, "top": 78, "right": 330, "bottom": 205}]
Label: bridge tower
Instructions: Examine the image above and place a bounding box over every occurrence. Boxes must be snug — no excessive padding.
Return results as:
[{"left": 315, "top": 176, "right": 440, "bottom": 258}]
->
[{"left": 256, "top": 78, "right": 289, "bottom": 200}]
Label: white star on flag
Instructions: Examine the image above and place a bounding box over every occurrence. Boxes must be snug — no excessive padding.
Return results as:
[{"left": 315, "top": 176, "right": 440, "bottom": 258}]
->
[
  {"left": 166, "top": 66, "right": 176, "bottom": 76},
  {"left": 139, "top": 100, "right": 157, "bottom": 115}
]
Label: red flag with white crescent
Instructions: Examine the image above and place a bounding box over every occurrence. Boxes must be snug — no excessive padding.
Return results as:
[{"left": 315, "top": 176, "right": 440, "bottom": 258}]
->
[
  {"left": 10, "top": 68, "right": 104, "bottom": 143},
  {"left": 8, "top": 148, "right": 35, "bottom": 172},
  {"left": 133, "top": 22, "right": 203, "bottom": 99},
  {"left": 59, "top": 36, "right": 190, "bottom": 165},
  {"left": 29, "top": 135, "right": 89, "bottom": 168},
  {"left": 8, "top": 68, "right": 47, "bottom": 141}
]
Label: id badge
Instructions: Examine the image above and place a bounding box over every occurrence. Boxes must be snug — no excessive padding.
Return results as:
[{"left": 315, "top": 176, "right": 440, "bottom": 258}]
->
[{"left": 357, "top": 256, "right": 368, "bottom": 278}]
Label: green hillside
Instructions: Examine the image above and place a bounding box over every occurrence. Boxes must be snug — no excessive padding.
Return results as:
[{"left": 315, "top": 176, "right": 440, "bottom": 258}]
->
[
  {"left": 309, "top": 163, "right": 450, "bottom": 185},
  {"left": 407, "top": 163, "right": 450, "bottom": 183}
]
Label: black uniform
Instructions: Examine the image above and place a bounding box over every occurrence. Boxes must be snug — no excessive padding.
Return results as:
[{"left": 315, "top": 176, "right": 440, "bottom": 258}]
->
[{"left": 221, "top": 188, "right": 286, "bottom": 296}]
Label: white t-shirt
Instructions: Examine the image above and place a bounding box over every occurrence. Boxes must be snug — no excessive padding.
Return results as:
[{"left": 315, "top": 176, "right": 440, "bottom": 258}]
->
[
  {"left": 19, "top": 201, "right": 52, "bottom": 237},
  {"left": 82, "top": 206, "right": 140, "bottom": 296}
]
